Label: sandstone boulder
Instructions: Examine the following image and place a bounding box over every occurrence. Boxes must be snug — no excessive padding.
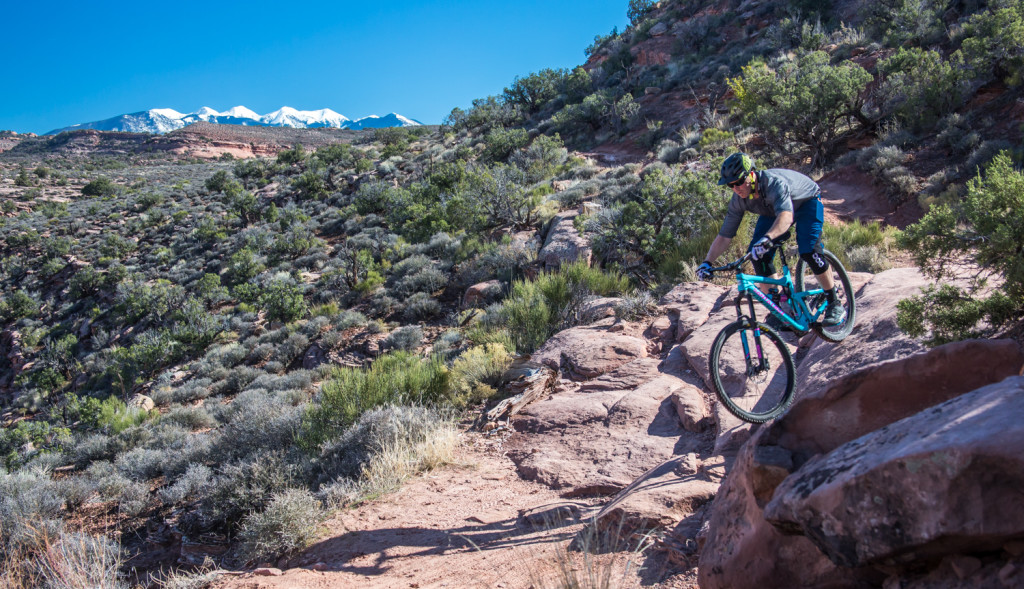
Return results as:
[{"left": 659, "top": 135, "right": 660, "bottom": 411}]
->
[
  {"left": 697, "top": 338, "right": 1024, "bottom": 589},
  {"left": 539, "top": 210, "right": 591, "bottom": 269},
  {"left": 797, "top": 268, "right": 928, "bottom": 398},
  {"left": 767, "top": 338, "right": 1024, "bottom": 462},
  {"left": 127, "top": 394, "right": 155, "bottom": 411},
  {"left": 580, "top": 296, "right": 621, "bottom": 320},
  {"left": 463, "top": 280, "right": 503, "bottom": 307},
  {"left": 766, "top": 375, "right": 1024, "bottom": 568},
  {"left": 659, "top": 282, "right": 727, "bottom": 343},
  {"left": 697, "top": 422, "right": 881, "bottom": 589},
  {"left": 678, "top": 309, "right": 744, "bottom": 392},
  {"left": 670, "top": 383, "right": 709, "bottom": 433},
  {"left": 531, "top": 325, "right": 648, "bottom": 381},
  {"left": 508, "top": 356, "right": 709, "bottom": 496},
  {"left": 302, "top": 344, "right": 327, "bottom": 370}
]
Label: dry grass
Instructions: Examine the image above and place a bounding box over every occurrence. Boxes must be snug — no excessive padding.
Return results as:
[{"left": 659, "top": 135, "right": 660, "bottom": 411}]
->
[
  {"left": 527, "top": 514, "right": 657, "bottom": 589},
  {"left": 1, "top": 525, "right": 126, "bottom": 589},
  {"left": 360, "top": 419, "right": 460, "bottom": 495}
]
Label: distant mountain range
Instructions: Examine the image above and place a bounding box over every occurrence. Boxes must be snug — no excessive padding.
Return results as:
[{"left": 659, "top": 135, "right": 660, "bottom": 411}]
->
[{"left": 46, "top": 107, "right": 422, "bottom": 135}]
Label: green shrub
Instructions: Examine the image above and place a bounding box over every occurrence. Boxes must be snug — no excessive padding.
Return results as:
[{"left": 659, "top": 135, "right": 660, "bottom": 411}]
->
[
  {"left": 292, "top": 169, "right": 328, "bottom": 200},
  {"left": 276, "top": 144, "right": 307, "bottom": 165},
  {"left": 510, "top": 134, "right": 569, "bottom": 183},
  {"left": 898, "top": 151, "right": 1024, "bottom": 344},
  {"left": 66, "top": 394, "right": 153, "bottom": 435},
  {"left": 443, "top": 96, "right": 522, "bottom": 135},
  {"left": 193, "top": 216, "right": 229, "bottom": 243},
  {"left": 957, "top": 4, "right": 1024, "bottom": 86},
  {"left": 205, "top": 170, "right": 233, "bottom": 193},
  {"left": 99, "top": 234, "right": 136, "bottom": 259},
  {"left": 234, "top": 158, "right": 269, "bottom": 187},
  {"left": 226, "top": 248, "right": 265, "bottom": 284},
  {"left": 171, "top": 297, "right": 222, "bottom": 348},
  {"left": 729, "top": 52, "right": 872, "bottom": 165},
  {"left": 590, "top": 164, "right": 724, "bottom": 281},
  {"left": 115, "top": 279, "right": 184, "bottom": 324},
  {"left": 106, "top": 330, "right": 182, "bottom": 390},
  {"left": 627, "top": 0, "right": 656, "bottom": 26},
  {"left": 237, "top": 488, "right": 324, "bottom": 562},
  {"left": 81, "top": 176, "right": 118, "bottom": 197},
  {"left": 448, "top": 343, "right": 512, "bottom": 407},
  {"left": 314, "top": 143, "right": 354, "bottom": 167},
  {"left": 878, "top": 48, "right": 966, "bottom": 131},
  {"left": 482, "top": 127, "right": 530, "bottom": 162},
  {"left": 14, "top": 167, "right": 33, "bottom": 187},
  {"left": 0, "top": 420, "right": 71, "bottom": 469},
  {"left": 1, "top": 289, "right": 38, "bottom": 321},
  {"left": 862, "top": 0, "right": 946, "bottom": 46},
  {"left": 818, "top": 219, "right": 899, "bottom": 272},
  {"left": 698, "top": 127, "right": 734, "bottom": 152},
  {"left": 468, "top": 164, "right": 541, "bottom": 228},
  {"left": 501, "top": 261, "right": 630, "bottom": 353},
  {"left": 503, "top": 68, "right": 572, "bottom": 114},
  {"left": 259, "top": 279, "right": 307, "bottom": 323},
  {"left": 300, "top": 352, "right": 449, "bottom": 450}
]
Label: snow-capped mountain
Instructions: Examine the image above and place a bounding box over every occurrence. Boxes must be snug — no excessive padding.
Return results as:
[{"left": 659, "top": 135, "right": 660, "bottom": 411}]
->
[{"left": 45, "top": 106, "right": 422, "bottom": 135}]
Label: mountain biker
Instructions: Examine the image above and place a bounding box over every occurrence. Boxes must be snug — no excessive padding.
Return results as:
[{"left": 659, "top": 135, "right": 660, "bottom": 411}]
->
[{"left": 696, "top": 152, "right": 847, "bottom": 327}]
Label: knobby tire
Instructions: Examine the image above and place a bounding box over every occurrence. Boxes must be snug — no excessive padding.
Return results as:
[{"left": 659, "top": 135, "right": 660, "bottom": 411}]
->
[
  {"left": 709, "top": 320, "right": 796, "bottom": 424},
  {"left": 795, "top": 248, "right": 857, "bottom": 343}
]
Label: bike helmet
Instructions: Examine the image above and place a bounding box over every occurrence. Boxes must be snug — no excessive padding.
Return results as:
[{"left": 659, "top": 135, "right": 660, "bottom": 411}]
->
[{"left": 718, "top": 152, "right": 756, "bottom": 186}]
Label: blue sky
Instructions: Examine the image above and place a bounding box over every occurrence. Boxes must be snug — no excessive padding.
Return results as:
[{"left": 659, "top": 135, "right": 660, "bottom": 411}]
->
[{"left": 1, "top": 1, "right": 629, "bottom": 135}]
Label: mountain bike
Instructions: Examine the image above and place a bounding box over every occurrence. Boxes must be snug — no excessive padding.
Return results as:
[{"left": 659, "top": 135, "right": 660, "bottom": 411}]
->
[{"left": 705, "top": 238, "right": 856, "bottom": 423}]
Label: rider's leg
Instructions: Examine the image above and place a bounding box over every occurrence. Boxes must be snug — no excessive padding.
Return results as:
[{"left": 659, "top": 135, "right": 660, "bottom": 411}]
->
[
  {"left": 796, "top": 196, "right": 833, "bottom": 288},
  {"left": 816, "top": 268, "right": 835, "bottom": 291},
  {"left": 796, "top": 198, "right": 845, "bottom": 324}
]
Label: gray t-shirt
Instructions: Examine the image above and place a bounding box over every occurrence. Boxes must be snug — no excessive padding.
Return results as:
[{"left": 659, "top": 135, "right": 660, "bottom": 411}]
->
[{"left": 718, "top": 169, "right": 821, "bottom": 238}]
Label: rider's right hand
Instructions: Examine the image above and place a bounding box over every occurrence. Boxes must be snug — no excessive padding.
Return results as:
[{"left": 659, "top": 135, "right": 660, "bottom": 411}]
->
[{"left": 696, "top": 261, "right": 713, "bottom": 281}]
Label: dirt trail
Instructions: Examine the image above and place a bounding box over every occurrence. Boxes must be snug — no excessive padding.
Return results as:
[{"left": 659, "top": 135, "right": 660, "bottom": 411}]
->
[{"left": 213, "top": 431, "right": 694, "bottom": 589}]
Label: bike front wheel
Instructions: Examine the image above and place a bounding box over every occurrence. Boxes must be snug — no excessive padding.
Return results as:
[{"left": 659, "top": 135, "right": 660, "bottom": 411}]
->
[
  {"left": 709, "top": 320, "right": 796, "bottom": 423},
  {"left": 795, "top": 248, "right": 856, "bottom": 343}
]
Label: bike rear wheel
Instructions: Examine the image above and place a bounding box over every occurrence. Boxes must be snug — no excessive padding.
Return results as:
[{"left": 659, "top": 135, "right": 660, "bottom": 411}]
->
[
  {"left": 795, "top": 248, "right": 856, "bottom": 343},
  {"left": 709, "top": 320, "right": 796, "bottom": 423}
]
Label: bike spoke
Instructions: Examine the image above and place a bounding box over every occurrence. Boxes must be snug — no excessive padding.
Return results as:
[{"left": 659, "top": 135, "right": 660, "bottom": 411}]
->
[
  {"left": 714, "top": 326, "right": 792, "bottom": 419},
  {"left": 795, "top": 249, "right": 856, "bottom": 342}
]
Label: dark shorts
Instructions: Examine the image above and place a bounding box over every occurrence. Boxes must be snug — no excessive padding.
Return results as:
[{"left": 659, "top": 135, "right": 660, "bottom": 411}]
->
[{"left": 748, "top": 196, "right": 823, "bottom": 273}]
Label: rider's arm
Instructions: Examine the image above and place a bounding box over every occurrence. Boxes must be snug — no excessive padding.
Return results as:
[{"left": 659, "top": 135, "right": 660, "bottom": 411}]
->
[
  {"left": 704, "top": 234, "right": 733, "bottom": 265},
  {"left": 764, "top": 210, "right": 793, "bottom": 242}
]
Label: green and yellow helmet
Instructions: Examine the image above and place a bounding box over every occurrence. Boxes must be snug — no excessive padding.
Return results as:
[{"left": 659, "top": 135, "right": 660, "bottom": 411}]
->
[{"left": 718, "top": 152, "right": 756, "bottom": 186}]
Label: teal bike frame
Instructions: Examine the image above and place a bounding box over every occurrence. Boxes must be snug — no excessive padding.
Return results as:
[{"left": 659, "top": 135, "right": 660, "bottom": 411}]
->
[{"left": 714, "top": 245, "right": 830, "bottom": 335}]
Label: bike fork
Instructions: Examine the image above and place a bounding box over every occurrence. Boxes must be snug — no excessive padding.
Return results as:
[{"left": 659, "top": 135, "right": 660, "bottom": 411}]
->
[{"left": 736, "top": 295, "right": 768, "bottom": 375}]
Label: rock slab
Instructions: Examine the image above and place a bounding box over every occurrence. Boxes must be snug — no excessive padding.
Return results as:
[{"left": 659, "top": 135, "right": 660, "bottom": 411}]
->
[{"left": 765, "top": 375, "right": 1024, "bottom": 568}]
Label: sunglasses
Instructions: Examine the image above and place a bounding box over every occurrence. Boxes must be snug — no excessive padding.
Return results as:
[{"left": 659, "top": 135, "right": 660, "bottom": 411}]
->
[{"left": 727, "top": 178, "right": 746, "bottom": 188}]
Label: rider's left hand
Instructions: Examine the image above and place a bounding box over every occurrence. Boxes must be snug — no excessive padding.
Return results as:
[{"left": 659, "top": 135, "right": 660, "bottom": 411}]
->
[{"left": 751, "top": 236, "right": 773, "bottom": 261}]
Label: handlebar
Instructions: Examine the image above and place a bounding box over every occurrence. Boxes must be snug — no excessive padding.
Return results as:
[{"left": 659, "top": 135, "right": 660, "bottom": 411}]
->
[
  {"left": 708, "top": 231, "right": 791, "bottom": 274},
  {"left": 710, "top": 251, "right": 753, "bottom": 273}
]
